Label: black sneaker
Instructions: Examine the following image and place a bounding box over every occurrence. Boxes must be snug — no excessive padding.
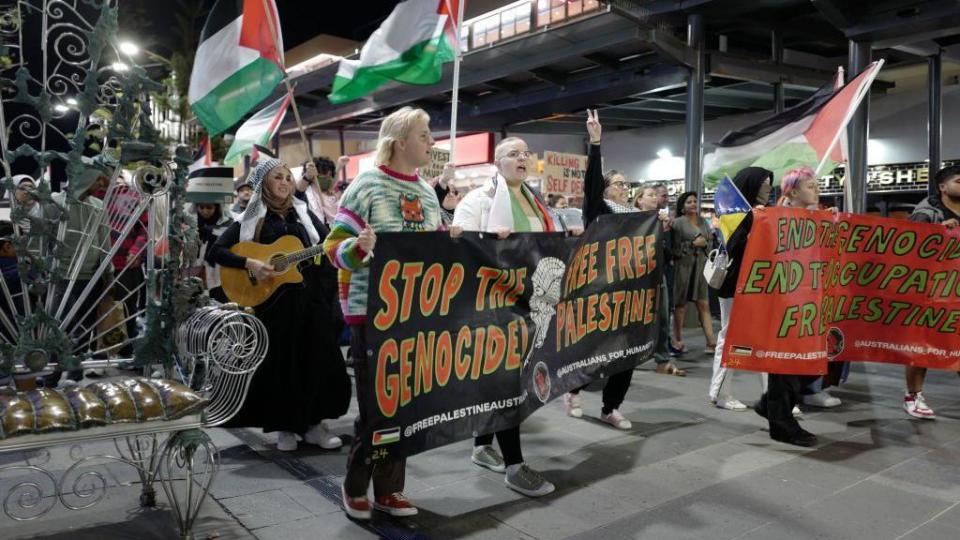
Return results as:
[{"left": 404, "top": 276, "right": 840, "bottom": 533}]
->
[{"left": 771, "top": 429, "right": 818, "bottom": 447}]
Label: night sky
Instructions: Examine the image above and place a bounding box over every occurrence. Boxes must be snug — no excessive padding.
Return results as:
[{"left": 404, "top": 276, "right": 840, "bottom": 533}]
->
[{"left": 123, "top": 0, "right": 405, "bottom": 56}]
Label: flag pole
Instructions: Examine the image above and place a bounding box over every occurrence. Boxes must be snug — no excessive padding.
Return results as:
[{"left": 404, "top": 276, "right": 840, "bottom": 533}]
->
[
  {"left": 447, "top": 0, "right": 466, "bottom": 161},
  {"left": 261, "top": 0, "right": 313, "bottom": 161},
  {"left": 814, "top": 59, "right": 884, "bottom": 176}
]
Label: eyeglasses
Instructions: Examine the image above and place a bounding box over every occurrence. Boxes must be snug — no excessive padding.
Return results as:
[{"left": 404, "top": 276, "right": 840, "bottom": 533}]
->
[
  {"left": 505, "top": 150, "right": 534, "bottom": 159},
  {"left": 609, "top": 181, "right": 627, "bottom": 189}
]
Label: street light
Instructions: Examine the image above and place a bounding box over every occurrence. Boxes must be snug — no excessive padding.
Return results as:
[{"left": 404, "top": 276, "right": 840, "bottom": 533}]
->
[
  {"left": 54, "top": 104, "right": 69, "bottom": 113},
  {"left": 111, "top": 61, "right": 130, "bottom": 72},
  {"left": 119, "top": 41, "right": 139, "bottom": 56},
  {"left": 66, "top": 97, "right": 78, "bottom": 106}
]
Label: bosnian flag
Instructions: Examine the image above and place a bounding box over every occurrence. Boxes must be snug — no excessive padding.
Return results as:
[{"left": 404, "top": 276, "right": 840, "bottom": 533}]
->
[
  {"left": 703, "top": 60, "right": 884, "bottom": 189},
  {"left": 328, "top": 0, "right": 460, "bottom": 104},
  {"left": 189, "top": 0, "right": 285, "bottom": 136},
  {"left": 713, "top": 176, "right": 752, "bottom": 245},
  {"left": 223, "top": 92, "right": 291, "bottom": 165}
]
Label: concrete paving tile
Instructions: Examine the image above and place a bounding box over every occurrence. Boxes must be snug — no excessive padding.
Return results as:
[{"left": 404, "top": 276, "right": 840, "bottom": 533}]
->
[
  {"left": 488, "top": 497, "right": 597, "bottom": 539},
  {"left": 932, "top": 503, "right": 960, "bottom": 529},
  {"left": 898, "top": 520, "right": 960, "bottom": 540},
  {"left": 593, "top": 496, "right": 770, "bottom": 540},
  {"left": 789, "top": 480, "right": 953, "bottom": 539},
  {"left": 281, "top": 480, "right": 346, "bottom": 516},
  {"left": 425, "top": 513, "right": 536, "bottom": 540},
  {"left": 0, "top": 484, "right": 251, "bottom": 540},
  {"left": 251, "top": 512, "right": 380, "bottom": 540},
  {"left": 218, "top": 488, "right": 313, "bottom": 530},
  {"left": 589, "top": 460, "right": 720, "bottom": 511},
  {"left": 413, "top": 475, "right": 524, "bottom": 517},
  {"left": 871, "top": 449, "right": 960, "bottom": 501},
  {"left": 209, "top": 462, "right": 304, "bottom": 499},
  {"left": 667, "top": 441, "right": 799, "bottom": 482}
]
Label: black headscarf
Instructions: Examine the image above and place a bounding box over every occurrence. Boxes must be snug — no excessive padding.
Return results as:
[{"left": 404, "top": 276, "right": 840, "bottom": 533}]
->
[
  {"left": 675, "top": 191, "right": 698, "bottom": 218},
  {"left": 732, "top": 166, "right": 773, "bottom": 207}
]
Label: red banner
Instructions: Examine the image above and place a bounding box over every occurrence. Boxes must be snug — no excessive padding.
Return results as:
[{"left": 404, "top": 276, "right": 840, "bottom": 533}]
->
[{"left": 722, "top": 207, "right": 960, "bottom": 375}]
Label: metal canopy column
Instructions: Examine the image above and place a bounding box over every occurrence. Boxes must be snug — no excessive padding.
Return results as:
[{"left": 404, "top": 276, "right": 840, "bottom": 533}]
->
[
  {"left": 928, "top": 51, "right": 942, "bottom": 197},
  {"left": 684, "top": 14, "right": 705, "bottom": 197},
  {"left": 772, "top": 31, "right": 784, "bottom": 113},
  {"left": 846, "top": 41, "right": 871, "bottom": 214}
]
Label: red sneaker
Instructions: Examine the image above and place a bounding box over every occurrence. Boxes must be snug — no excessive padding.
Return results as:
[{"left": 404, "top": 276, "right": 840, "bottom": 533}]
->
[
  {"left": 341, "top": 484, "right": 371, "bottom": 520},
  {"left": 373, "top": 492, "right": 418, "bottom": 517}
]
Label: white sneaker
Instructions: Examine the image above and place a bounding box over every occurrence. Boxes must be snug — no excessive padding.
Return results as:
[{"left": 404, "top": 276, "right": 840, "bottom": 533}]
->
[
  {"left": 564, "top": 393, "right": 583, "bottom": 418},
  {"left": 714, "top": 397, "right": 747, "bottom": 411},
  {"left": 792, "top": 405, "right": 802, "bottom": 417},
  {"left": 803, "top": 390, "right": 841, "bottom": 408},
  {"left": 303, "top": 422, "right": 343, "bottom": 450},
  {"left": 600, "top": 409, "right": 632, "bottom": 429},
  {"left": 277, "top": 431, "right": 298, "bottom": 451},
  {"left": 904, "top": 392, "right": 936, "bottom": 420}
]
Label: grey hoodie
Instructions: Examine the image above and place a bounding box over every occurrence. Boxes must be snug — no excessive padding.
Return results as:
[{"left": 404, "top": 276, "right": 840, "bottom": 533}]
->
[{"left": 910, "top": 195, "right": 960, "bottom": 224}]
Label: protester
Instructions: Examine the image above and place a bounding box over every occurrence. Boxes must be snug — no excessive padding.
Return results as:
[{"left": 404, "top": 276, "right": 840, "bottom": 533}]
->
[
  {"left": 550, "top": 194, "right": 569, "bottom": 209},
  {"left": 451, "top": 135, "right": 562, "bottom": 498},
  {"left": 44, "top": 156, "right": 114, "bottom": 385},
  {"left": 11, "top": 175, "right": 43, "bottom": 234},
  {"left": 635, "top": 185, "right": 687, "bottom": 377},
  {"left": 195, "top": 202, "right": 233, "bottom": 302},
  {"left": 231, "top": 179, "right": 253, "bottom": 218},
  {"left": 427, "top": 162, "right": 458, "bottom": 224},
  {"left": 325, "top": 106, "right": 443, "bottom": 520},
  {"left": 778, "top": 166, "right": 843, "bottom": 409},
  {"left": 0, "top": 221, "right": 24, "bottom": 344},
  {"left": 902, "top": 164, "right": 960, "bottom": 419},
  {"left": 706, "top": 168, "right": 779, "bottom": 417},
  {"left": 208, "top": 158, "right": 351, "bottom": 453},
  {"left": 565, "top": 111, "right": 682, "bottom": 432},
  {"left": 296, "top": 156, "right": 343, "bottom": 224},
  {"left": 671, "top": 191, "right": 716, "bottom": 354}
]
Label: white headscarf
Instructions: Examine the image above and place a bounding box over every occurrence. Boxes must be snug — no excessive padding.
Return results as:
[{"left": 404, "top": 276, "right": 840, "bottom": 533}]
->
[{"left": 238, "top": 158, "right": 320, "bottom": 244}]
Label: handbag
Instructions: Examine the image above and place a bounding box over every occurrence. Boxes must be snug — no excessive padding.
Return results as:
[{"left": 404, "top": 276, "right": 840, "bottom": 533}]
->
[{"left": 703, "top": 247, "right": 731, "bottom": 289}]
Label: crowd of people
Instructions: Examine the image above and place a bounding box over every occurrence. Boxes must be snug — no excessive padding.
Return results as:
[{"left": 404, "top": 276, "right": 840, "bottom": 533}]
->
[{"left": 3, "top": 106, "right": 958, "bottom": 523}]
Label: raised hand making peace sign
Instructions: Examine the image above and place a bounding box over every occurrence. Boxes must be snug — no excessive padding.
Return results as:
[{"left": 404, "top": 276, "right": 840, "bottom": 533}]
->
[{"left": 586, "top": 108, "right": 602, "bottom": 144}]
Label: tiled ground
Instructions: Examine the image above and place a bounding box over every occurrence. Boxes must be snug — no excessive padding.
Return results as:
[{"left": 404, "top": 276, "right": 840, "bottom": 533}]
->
[{"left": 2, "top": 328, "right": 959, "bottom": 540}]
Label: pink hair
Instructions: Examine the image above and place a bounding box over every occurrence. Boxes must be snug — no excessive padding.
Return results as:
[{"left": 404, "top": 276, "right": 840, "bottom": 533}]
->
[{"left": 778, "top": 166, "right": 816, "bottom": 206}]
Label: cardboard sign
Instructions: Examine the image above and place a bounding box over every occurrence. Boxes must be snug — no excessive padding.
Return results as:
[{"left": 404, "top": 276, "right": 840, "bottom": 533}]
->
[
  {"left": 542, "top": 151, "right": 587, "bottom": 199},
  {"left": 419, "top": 147, "right": 451, "bottom": 180}
]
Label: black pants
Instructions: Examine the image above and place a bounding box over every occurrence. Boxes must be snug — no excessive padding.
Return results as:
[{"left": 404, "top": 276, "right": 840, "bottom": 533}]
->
[
  {"left": 475, "top": 426, "right": 522, "bottom": 466},
  {"left": 761, "top": 374, "right": 818, "bottom": 438},
  {"left": 568, "top": 368, "right": 633, "bottom": 414},
  {"left": 343, "top": 324, "right": 406, "bottom": 497}
]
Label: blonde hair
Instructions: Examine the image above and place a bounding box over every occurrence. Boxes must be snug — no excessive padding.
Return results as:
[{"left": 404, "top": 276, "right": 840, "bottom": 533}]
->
[
  {"left": 494, "top": 137, "right": 528, "bottom": 163},
  {"left": 375, "top": 107, "right": 431, "bottom": 166}
]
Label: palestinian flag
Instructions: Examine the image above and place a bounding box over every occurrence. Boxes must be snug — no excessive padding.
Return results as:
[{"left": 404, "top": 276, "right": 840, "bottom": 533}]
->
[
  {"left": 188, "top": 135, "right": 214, "bottom": 172},
  {"left": 703, "top": 60, "right": 884, "bottom": 189},
  {"left": 189, "top": 0, "right": 285, "bottom": 136},
  {"left": 328, "top": 0, "right": 460, "bottom": 104},
  {"left": 223, "top": 92, "right": 291, "bottom": 165}
]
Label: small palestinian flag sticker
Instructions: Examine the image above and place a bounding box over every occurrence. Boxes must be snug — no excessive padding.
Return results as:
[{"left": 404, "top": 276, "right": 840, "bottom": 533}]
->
[{"left": 372, "top": 427, "right": 401, "bottom": 446}]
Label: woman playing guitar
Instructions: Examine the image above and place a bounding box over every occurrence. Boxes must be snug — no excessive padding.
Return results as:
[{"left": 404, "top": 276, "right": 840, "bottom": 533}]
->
[{"left": 208, "top": 157, "right": 351, "bottom": 452}]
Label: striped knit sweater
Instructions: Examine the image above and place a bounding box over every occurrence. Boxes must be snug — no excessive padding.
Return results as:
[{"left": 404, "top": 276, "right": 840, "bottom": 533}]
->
[{"left": 323, "top": 165, "right": 442, "bottom": 324}]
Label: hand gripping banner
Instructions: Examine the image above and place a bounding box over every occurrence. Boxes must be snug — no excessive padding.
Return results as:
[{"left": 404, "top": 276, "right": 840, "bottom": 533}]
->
[
  {"left": 362, "top": 213, "right": 662, "bottom": 460},
  {"left": 722, "top": 207, "right": 960, "bottom": 375}
]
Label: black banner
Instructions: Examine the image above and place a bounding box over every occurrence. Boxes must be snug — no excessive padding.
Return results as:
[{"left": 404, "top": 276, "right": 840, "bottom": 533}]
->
[{"left": 363, "top": 213, "right": 663, "bottom": 460}]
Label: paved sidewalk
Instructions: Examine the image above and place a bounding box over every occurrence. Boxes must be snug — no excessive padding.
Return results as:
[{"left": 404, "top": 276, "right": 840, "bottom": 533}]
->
[{"left": 2, "top": 327, "right": 959, "bottom": 539}]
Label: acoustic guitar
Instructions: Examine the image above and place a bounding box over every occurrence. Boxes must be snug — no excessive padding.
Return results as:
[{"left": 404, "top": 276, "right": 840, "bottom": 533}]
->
[{"left": 220, "top": 235, "right": 324, "bottom": 307}]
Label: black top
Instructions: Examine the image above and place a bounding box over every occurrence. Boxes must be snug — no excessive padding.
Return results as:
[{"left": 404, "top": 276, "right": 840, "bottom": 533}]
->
[
  {"left": 717, "top": 211, "right": 753, "bottom": 299},
  {"left": 208, "top": 209, "right": 328, "bottom": 269}
]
